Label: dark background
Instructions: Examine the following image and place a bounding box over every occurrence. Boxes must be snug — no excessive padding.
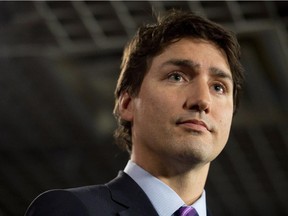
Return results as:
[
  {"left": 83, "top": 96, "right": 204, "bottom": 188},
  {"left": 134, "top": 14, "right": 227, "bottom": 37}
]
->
[{"left": 0, "top": 1, "right": 287, "bottom": 216}]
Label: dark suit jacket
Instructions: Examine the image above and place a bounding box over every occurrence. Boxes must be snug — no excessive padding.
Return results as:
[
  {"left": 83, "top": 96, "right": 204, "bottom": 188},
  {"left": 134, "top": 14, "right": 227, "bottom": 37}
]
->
[{"left": 25, "top": 171, "right": 212, "bottom": 216}]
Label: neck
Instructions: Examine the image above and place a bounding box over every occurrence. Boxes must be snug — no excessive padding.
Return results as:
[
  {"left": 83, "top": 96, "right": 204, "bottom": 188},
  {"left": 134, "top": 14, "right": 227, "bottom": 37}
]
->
[
  {"left": 159, "top": 163, "right": 209, "bottom": 205},
  {"left": 131, "top": 153, "right": 210, "bottom": 205}
]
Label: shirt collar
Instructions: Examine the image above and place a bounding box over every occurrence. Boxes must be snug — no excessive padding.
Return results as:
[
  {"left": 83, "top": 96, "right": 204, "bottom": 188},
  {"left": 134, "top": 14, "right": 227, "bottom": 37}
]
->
[{"left": 124, "top": 160, "right": 207, "bottom": 216}]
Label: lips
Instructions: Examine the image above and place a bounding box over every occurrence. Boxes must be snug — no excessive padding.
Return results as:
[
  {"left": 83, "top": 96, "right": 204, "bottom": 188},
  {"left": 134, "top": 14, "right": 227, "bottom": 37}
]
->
[{"left": 176, "top": 119, "right": 210, "bottom": 132}]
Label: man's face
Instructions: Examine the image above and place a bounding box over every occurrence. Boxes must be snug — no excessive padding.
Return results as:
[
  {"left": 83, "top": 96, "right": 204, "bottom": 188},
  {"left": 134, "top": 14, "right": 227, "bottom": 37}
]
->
[{"left": 121, "top": 37, "right": 234, "bottom": 168}]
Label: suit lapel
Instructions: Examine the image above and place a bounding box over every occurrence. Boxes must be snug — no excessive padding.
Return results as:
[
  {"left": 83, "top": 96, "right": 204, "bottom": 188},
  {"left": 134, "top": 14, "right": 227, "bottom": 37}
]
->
[{"left": 106, "top": 171, "right": 158, "bottom": 216}]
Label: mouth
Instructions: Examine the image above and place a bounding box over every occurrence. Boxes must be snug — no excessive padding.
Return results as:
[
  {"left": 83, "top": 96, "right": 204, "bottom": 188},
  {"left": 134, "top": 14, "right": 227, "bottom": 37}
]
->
[{"left": 176, "top": 119, "right": 210, "bottom": 132}]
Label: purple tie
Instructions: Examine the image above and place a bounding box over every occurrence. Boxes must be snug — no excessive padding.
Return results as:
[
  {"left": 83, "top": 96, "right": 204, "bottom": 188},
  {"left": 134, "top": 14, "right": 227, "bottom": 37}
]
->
[{"left": 177, "top": 206, "right": 199, "bottom": 216}]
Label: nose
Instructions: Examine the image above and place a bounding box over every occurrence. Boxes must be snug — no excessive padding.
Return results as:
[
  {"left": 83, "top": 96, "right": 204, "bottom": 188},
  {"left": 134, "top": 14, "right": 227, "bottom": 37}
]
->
[{"left": 184, "top": 80, "right": 211, "bottom": 113}]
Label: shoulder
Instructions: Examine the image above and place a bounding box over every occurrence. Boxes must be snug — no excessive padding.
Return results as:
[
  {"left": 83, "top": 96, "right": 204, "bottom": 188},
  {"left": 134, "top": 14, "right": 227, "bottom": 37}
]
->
[
  {"left": 25, "top": 185, "right": 112, "bottom": 216},
  {"left": 67, "top": 184, "right": 115, "bottom": 208},
  {"left": 25, "top": 189, "right": 90, "bottom": 216},
  {"left": 25, "top": 175, "right": 135, "bottom": 216},
  {"left": 25, "top": 172, "right": 142, "bottom": 216}
]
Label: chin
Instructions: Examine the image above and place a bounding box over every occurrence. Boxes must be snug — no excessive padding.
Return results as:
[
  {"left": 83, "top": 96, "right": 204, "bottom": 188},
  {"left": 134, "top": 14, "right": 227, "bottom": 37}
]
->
[{"left": 179, "top": 143, "right": 221, "bottom": 164}]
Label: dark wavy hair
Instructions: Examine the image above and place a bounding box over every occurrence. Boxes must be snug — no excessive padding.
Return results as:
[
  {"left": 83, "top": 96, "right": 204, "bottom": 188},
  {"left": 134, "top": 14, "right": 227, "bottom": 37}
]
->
[{"left": 113, "top": 10, "right": 244, "bottom": 153}]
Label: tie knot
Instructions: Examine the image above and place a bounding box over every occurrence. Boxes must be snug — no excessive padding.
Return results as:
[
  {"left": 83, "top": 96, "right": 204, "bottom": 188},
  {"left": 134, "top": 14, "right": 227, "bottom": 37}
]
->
[{"left": 176, "top": 206, "right": 199, "bottom": 216}]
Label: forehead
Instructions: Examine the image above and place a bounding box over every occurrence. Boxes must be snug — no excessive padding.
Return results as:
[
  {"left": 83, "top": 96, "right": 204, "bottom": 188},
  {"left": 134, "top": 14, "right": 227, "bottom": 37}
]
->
[{"left": 149, "top": 37, "right": 231, "bottom": 75}]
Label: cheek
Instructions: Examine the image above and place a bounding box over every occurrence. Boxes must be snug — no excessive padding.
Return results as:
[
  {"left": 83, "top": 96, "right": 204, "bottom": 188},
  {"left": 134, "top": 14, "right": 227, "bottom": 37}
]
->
[
  {"left": 221, "top": 117, "right": 232, "bottom": 137},
  {"left": 134, "top": 91, "right": 180, "bottom": 127},
  {"left": 214, "top": 101, "right": 233, "bottom": 130},
  {"left": 219, "top": 111, "right": 233, "bottom": 138},
  {"left": 140, "top": 87, "right": 178, "bottom": 109}
]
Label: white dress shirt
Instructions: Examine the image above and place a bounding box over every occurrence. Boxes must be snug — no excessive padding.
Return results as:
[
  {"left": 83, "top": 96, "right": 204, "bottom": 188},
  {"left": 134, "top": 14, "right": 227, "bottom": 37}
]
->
[{"left": 124, "top": 160, "right": 207, "bottom": 216}]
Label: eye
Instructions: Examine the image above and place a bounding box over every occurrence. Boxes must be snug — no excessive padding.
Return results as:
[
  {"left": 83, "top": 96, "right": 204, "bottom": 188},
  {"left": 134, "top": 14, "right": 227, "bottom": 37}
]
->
[
  {"left": 213, "top": 83, "right": 226, "bottom": 94},
  {"left": 167, "top": 72, "right": 186, "bottom": 82}
]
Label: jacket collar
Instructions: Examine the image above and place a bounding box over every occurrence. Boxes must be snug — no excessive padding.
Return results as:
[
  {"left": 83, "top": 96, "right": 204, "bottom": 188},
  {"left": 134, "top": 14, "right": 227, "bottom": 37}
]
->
[{"left": 106, "top": 171, "right": 159, "bottom": 216}]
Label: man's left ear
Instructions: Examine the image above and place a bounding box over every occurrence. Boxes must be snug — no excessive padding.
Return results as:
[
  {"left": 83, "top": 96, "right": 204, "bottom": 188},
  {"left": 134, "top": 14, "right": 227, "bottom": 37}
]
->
[{"left": 118, "top": 92, "right": 134, "bottom": 122}]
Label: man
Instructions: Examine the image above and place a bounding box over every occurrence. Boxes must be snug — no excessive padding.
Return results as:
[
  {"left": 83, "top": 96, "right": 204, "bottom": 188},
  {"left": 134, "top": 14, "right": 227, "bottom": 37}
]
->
[{"left": 25, "top": 10, "right": 244, "bottom": 216}]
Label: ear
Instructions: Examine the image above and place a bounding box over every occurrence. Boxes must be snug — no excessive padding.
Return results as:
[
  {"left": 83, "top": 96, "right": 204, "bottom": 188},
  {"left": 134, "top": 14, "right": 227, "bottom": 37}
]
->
[{"left": 118, "top": 92, "right": 134, "bottom": 122}]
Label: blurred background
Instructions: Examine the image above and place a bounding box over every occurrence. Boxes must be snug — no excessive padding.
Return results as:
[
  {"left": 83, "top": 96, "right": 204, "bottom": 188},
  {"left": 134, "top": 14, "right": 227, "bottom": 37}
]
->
[{"left": 0, "top": 1, "right": 287, "bottom": 216}]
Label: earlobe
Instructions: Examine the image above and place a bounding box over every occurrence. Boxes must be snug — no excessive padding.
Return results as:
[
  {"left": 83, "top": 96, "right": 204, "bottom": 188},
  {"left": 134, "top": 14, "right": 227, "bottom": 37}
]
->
[{"left": 118, "top": 92, "right": 134, "bottom": 121}]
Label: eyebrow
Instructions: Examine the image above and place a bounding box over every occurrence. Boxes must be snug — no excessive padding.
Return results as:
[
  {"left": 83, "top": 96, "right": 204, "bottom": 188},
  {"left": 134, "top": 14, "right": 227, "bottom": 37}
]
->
[
  {"left": 161, "top": 59, "right": 200, "bottom": 69},
  {"left": 161, "top": 58, "right": 233, "bottom": 83},
  {"left": 209, "top": 67, "right": 233, "bottom": 83}
]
